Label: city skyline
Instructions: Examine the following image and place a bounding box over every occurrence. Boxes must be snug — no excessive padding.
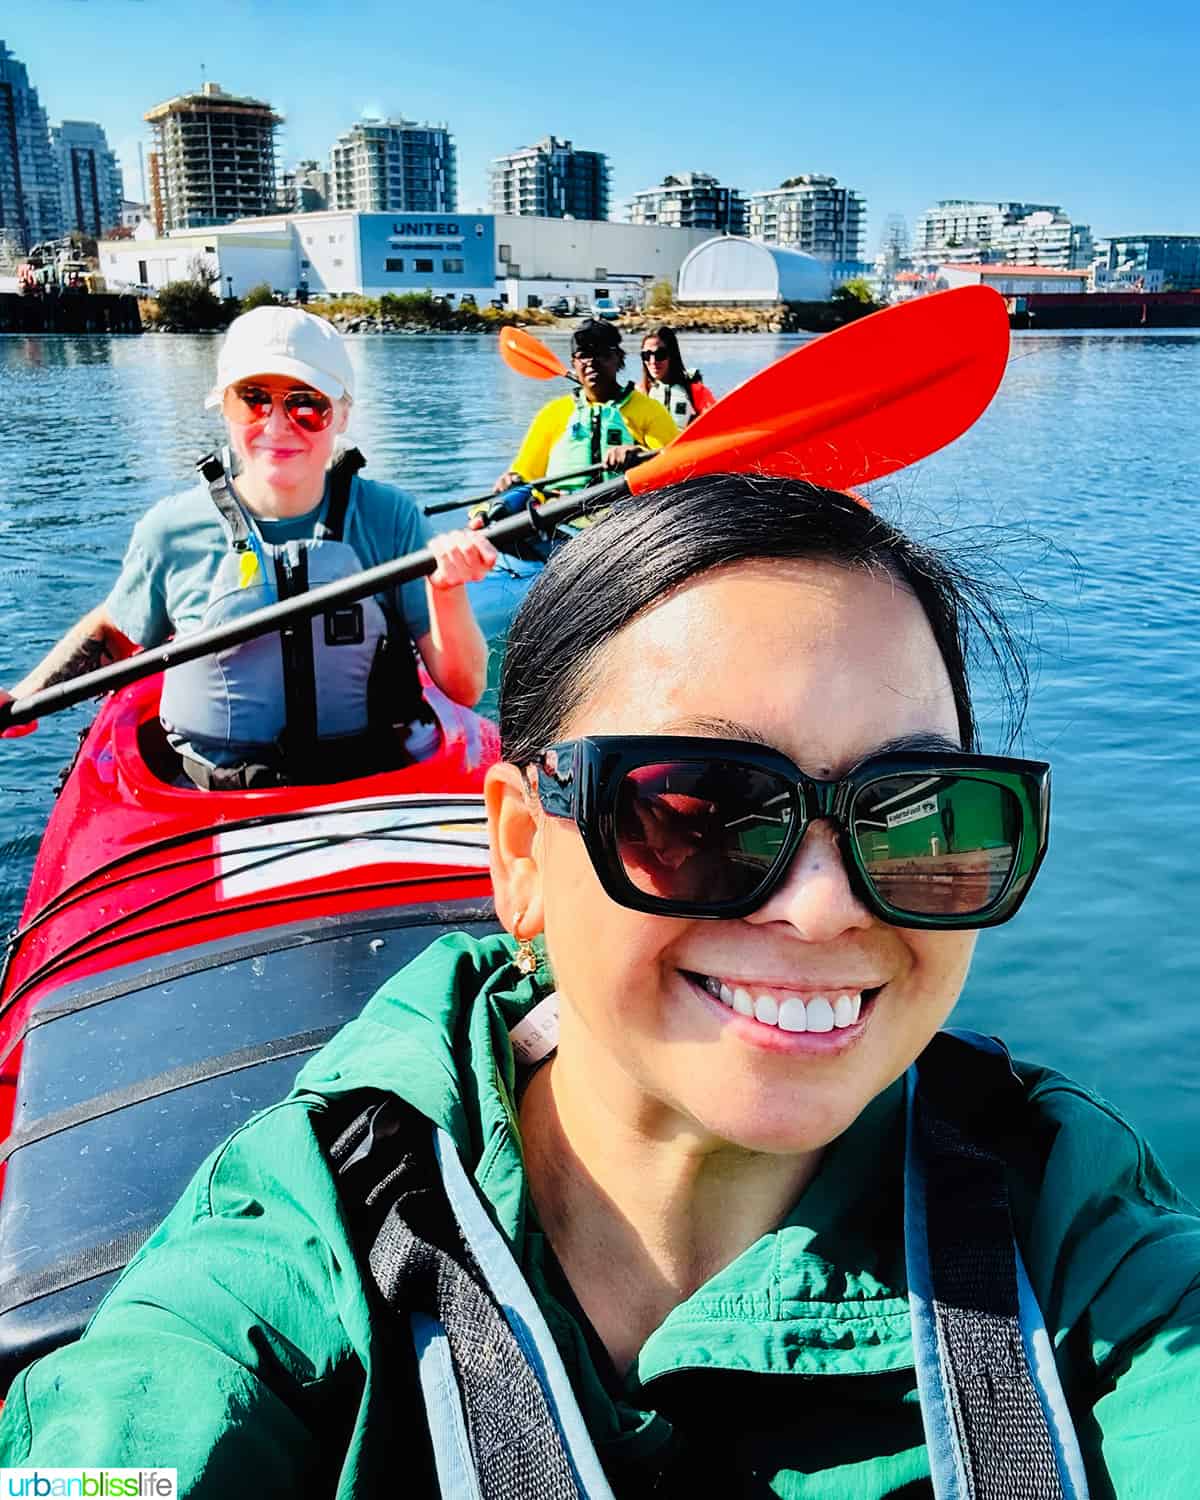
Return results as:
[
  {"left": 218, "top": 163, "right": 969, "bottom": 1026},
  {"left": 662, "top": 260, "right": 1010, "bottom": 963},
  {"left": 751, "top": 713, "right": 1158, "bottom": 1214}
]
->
[{"left": 3, "top": 0, "right": 1196, "bottom": 247}]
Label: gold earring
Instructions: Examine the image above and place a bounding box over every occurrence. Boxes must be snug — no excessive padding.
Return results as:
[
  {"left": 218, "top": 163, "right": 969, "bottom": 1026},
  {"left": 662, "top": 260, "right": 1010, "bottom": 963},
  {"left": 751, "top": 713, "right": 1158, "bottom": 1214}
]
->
[{"left": 512, "top": 910, "right": 538, "bottom": 976}]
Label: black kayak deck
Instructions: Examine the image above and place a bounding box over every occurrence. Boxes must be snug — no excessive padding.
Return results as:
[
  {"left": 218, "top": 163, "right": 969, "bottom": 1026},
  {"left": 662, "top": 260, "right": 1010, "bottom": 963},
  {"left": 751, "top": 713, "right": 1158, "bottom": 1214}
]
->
[{"left": 0, "top": 899, "right": 498, "bottom": 1391}]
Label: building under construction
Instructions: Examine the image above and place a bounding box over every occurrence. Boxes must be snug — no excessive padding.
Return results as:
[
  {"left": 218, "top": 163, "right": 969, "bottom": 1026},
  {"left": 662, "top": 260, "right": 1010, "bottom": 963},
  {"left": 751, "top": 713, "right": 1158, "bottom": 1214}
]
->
[{"left": 144, "top": 81, "right": 281, "bottom": 231}]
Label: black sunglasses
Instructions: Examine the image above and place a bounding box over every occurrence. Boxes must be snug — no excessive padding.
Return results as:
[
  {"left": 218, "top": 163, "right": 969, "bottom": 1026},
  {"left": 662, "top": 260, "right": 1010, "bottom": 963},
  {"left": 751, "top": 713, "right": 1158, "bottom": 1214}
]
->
[
  {"left": 641, "top": 347, "right": 670, "bottom": 362},
  {"left": 529, "top": 736, "right": 1050, "bottom": 930}
]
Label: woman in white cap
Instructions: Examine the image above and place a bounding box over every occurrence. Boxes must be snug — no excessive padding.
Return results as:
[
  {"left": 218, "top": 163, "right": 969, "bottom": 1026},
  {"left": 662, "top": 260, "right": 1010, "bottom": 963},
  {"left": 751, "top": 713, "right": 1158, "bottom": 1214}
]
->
[{"left": 0, "top": 307, "right": 498, "bottom": 787}]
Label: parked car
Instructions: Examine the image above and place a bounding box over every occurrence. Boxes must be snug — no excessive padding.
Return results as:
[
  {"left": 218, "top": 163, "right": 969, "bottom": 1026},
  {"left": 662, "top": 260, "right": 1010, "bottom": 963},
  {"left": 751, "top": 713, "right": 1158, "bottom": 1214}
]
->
[
  {"left": 548, "top": 296, "right": 572, "bottom": 317},
  {"left": 590, "top": 296, "right": 619, "bottom": 321}
]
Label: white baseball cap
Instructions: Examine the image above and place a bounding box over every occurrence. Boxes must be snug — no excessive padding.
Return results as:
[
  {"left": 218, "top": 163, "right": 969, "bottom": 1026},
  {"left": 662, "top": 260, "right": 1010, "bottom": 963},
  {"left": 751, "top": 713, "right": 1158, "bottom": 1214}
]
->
[{"left": 206, "top": 306, "right": 355, "bottom": 408}]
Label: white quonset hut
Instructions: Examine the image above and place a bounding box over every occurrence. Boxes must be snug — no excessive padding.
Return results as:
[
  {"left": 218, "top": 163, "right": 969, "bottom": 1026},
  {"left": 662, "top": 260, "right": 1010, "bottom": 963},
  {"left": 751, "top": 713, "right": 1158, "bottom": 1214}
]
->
[{"left": 677, "top": 235, "right": 832, "bottom": 304}]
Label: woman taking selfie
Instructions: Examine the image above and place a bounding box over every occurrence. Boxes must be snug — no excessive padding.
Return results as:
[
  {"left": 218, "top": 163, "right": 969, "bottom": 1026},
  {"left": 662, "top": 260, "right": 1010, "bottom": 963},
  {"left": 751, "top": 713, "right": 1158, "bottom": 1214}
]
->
[{"left": 3, "top": 480, "right": 1197, "bottom": 1497}]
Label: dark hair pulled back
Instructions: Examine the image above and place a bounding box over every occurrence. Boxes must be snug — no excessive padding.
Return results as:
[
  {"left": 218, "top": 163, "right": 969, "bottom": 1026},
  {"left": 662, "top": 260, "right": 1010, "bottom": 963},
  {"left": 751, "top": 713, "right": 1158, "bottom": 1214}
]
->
[
  {"left": 638, "top": 325, "right": 690, "bottom": 392},
  {"left": 499, "top": 475, "right": 1029, "bottom": 764}
]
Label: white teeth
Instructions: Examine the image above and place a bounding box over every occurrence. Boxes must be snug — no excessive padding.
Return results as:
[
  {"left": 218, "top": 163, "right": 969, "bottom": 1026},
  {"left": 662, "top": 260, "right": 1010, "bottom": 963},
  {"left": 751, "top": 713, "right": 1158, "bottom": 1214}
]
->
[
  {"left": 698, "top": 977, "right": 865, "bottom": 1035},
  {"left": 805, "top": 996, "right": 835, "bottom": 1033}
]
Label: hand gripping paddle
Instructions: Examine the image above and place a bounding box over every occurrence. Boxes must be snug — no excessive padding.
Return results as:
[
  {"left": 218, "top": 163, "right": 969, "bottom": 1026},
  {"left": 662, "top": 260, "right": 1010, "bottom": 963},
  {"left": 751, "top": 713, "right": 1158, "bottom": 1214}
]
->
[{"left": 0, "top": 288, "right": 1009, "bottom": 732}]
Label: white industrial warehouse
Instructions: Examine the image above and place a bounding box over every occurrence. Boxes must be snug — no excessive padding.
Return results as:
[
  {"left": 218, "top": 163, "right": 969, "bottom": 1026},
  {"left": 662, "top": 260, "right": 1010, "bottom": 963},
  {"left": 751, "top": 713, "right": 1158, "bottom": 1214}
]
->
[{"left": 677, "top": 236, "right": 832, "bottom": 304}]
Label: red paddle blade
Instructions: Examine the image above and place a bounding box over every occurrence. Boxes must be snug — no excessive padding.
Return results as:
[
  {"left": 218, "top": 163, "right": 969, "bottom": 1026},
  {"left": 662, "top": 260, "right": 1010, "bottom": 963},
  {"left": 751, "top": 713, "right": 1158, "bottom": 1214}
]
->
[
  {"left": 627, "top": 286, "right": 1010, "bottom": 496},
  {"left": 499, "top": 326, "right": 569, "bottom": 381}
]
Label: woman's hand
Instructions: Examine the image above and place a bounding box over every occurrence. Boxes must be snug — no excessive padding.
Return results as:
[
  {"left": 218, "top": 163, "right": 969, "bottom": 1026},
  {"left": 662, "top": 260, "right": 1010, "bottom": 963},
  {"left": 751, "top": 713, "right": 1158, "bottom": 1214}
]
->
[
  {"left": 428, "top": 528, "right": 499, "bottom": 590},
  {"left": 493, "top": 470, "right": 523, "bottom": 494},
  {"left": 0, "top": 688, "right": 37, "bottom": 739}
]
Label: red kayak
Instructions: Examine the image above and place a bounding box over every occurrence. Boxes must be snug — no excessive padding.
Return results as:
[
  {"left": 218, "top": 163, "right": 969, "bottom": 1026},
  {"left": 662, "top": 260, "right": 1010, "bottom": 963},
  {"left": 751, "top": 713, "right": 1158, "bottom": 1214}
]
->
[{"left": 0, "top": 677, "right": 501, "bottom": 1387}]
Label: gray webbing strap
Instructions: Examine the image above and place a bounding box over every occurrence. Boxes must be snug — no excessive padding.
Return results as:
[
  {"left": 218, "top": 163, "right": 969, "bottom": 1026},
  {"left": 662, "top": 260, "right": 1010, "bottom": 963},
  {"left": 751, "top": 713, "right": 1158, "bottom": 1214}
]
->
[
  {"left": 906, "top": 1031, "right": 1088, "bottom": 1499},
  {"left": 328, "top": 1094, "right": 586, "bottom": 1500}
]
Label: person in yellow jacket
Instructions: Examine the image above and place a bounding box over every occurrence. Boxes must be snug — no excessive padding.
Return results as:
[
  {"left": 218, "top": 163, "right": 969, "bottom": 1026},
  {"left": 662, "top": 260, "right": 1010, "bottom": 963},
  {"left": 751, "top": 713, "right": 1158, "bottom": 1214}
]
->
[{"left": 493, "top": 319, "right": 678, "bottom": 494}]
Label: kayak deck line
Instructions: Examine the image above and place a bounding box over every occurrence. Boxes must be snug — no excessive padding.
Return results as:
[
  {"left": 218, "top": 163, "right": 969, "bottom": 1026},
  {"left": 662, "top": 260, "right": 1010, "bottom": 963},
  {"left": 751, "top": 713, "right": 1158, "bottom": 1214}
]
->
[{"left": 0, "top": 902, "right": 501, "bottom": 1379}]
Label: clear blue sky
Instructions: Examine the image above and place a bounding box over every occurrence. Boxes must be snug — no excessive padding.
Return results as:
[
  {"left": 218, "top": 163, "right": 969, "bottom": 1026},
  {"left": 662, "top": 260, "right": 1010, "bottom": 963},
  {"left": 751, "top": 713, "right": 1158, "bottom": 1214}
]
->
[{"left": 5, "top": 0, "right": 1197, "bottom": 247}]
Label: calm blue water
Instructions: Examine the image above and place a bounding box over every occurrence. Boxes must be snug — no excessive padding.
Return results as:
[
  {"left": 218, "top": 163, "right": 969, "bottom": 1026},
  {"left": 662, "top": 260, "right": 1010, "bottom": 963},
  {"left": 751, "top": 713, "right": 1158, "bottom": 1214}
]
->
[{"left": 1, "top": 329, "right": 1198, "bottom": 1191}]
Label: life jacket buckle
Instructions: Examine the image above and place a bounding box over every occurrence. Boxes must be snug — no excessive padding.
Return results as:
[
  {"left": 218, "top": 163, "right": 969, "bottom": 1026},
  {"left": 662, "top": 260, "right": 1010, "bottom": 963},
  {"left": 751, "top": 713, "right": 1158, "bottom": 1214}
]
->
[{"left": 324, "top": 604, "right": 366, "bottom": 647}]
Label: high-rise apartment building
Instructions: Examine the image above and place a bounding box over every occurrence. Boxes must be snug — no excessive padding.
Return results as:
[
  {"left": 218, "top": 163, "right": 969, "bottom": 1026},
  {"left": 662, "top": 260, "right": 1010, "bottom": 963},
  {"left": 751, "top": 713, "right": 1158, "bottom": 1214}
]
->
[
  {"left": 626, "top": 171, "right": 747, "bottom": 234},
  {"left": 328, "top": 119, "right": 456, "bottom": 214},
  {"left": 280, "top": 160, "right": 331, "bottom": 214},
  {"left": 748, "top": 175, "right": 865, "bottom": 261},
  {"left": 490, "top": 137, "right": 609, "bottom": 221},
  {"left": 144, "top": 81, "right": 281, "bottom": 230},
  {"left": 51, "top": 120, "right": 123, "bottom": 237},
  {"left": 0, "top": 39, "right": 62, "bottom": 254},
  {"left": 913, "top": 200, "right": 1093, "bottom": 269}
]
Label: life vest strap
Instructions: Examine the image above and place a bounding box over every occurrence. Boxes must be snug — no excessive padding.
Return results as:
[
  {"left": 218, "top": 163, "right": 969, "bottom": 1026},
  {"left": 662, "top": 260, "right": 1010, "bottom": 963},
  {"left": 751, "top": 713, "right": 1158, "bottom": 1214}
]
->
[
  {"left": 322, "top": 446, "right": 367, "bottom": 542},
  {"left": 321, "top": 1092, "right": 596, "bottom": 1499},
  {"left": 274, "top": 548, "right": 319, "bottom": 770},
  {"left": 196, "top": 452, "right": 252, "bottom": 553},
  {"left": 906, "top": 1031, "right": 1088, "bottom": 1498}
]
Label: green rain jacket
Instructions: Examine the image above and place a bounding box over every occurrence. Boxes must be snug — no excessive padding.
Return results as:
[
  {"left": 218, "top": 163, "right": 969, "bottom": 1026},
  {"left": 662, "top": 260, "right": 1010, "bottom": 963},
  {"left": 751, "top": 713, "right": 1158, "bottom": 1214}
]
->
[{"left": 3, "top": 931, "right": 1200, "bottom": 1496}]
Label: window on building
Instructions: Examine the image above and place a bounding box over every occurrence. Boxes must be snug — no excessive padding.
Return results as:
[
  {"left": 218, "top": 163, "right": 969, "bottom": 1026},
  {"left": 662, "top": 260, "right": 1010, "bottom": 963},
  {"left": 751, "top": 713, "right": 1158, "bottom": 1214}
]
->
[
  {"left": 442, "top": 258, "right": 464, "bottom": 273},
  {"left": 498, "top": 244, "right": 511, "bottom": 262},
  {"left": 414, "top": 258, "right": 434, "bottom": 273},
  {"left": 138, "top": 260, "right": 148, "bottom": 283},
  {"left": 332, "top": 258, "right": 343, "bottom": 268},
  {"left": 385, "top": 258, "right": 404, "bottom": 272}
]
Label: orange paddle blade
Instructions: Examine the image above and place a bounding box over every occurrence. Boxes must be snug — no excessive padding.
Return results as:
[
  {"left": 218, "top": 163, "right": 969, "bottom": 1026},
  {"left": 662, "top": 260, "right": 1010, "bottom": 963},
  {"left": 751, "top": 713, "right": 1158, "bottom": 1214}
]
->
[
  {"left": 627, "top": 286, "right": 1010, "bottom": 496},
  {"left": 499, "top": 325, "right": 569, "bottom": 381}
]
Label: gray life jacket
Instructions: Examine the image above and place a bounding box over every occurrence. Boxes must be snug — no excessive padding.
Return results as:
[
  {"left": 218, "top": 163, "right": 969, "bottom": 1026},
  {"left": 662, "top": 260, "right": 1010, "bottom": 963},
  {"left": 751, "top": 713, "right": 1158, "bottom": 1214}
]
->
[
  {"left": 648, "top": 370, "right": 701, "bottom": 426},
  {"left": 159, "top": 448, "right": 426, "bottom": 777},
  {"left": 325, "top": 1027, "right": 1089, "bottom": 1499}
]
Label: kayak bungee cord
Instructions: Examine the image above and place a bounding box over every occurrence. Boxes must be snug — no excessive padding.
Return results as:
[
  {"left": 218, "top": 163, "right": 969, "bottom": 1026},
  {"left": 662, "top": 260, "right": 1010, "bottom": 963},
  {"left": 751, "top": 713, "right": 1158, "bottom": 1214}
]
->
[
  {"left": 0, "top": 867, "right": 491, "bottom": 1018},
  {"left": 0, "top": 818, "right": 490, "bottom": 1008},
  {"left": 0, "top": 798, "right": 489, "bottom": 964},
  {"left": 4, "top": 821, "right": 489, "bottom": 975}
]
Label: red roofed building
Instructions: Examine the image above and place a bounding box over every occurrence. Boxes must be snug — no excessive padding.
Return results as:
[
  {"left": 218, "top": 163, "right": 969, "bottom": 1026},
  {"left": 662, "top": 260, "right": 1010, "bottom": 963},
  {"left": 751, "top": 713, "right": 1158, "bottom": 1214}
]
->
[{"left": 939, "top": 262, "right": 1090, "bottom": 295}]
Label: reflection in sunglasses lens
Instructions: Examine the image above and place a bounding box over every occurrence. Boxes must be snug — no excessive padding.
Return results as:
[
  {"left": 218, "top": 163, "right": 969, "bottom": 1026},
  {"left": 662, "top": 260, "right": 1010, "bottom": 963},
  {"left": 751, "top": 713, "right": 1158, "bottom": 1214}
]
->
[
  {"left": 229, "top": 385, "right": 333, "bottom": 433},
  {"left": 852, "top": 775, "right": 1020, "bottom": 915},
  {"left": 614, "top": 762, "right": 793, "bottom": 904}
]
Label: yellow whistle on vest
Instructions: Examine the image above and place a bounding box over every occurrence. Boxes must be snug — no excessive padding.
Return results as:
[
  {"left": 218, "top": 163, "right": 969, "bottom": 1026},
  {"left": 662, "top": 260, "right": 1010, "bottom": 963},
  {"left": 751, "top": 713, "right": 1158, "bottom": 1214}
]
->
[{"left": 238, "top": 552, "right": 259, "bottom": 589}]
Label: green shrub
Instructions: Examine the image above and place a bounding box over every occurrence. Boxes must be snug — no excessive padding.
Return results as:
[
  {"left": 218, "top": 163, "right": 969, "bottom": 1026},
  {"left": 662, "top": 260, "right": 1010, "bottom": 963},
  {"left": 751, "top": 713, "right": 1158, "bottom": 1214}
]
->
[
  {"left": 240, "top": 282, "right": 277, "bottom": 311},
  {"left": 379, "top": 291, "right": 452, "bottom": 324},
  {"left": 832, "top": 277, "right": 878, "bottom": 307},
  {"left": 646, "top": 279, "right": 675, "bottom": 312},
  {"left": 151, "top": 280, "right": 228, "bottom": 331}
]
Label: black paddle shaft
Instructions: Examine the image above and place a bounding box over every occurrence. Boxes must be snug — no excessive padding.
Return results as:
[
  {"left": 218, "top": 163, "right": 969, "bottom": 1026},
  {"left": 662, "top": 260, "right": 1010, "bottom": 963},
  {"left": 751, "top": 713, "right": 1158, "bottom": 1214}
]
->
[
  {"left": 423, "top": 463, "right": 606, "bottom": 517},
  {"left": 0, "top": 477, "right": 629, "bottom": 730}
]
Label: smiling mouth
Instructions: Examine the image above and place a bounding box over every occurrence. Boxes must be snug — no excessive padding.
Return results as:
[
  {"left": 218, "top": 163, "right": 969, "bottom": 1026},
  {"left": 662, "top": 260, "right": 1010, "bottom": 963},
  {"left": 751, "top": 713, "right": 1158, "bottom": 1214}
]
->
[{"left": 683, "top": 972, "right": 883, "bottom": 1034}]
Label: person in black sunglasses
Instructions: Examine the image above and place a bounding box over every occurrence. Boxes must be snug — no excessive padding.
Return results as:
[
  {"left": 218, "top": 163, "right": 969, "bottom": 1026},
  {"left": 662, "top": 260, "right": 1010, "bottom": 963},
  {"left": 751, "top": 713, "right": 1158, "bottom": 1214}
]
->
[
  {"left": 6, "top": 478, "right": 1199, "bottom": 1496},
  {"left": 636, "top": 325, "right": 716, "bottom": 427},
  {"left": 492, "top": 319, "right": 679, "bottom": 495}
]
